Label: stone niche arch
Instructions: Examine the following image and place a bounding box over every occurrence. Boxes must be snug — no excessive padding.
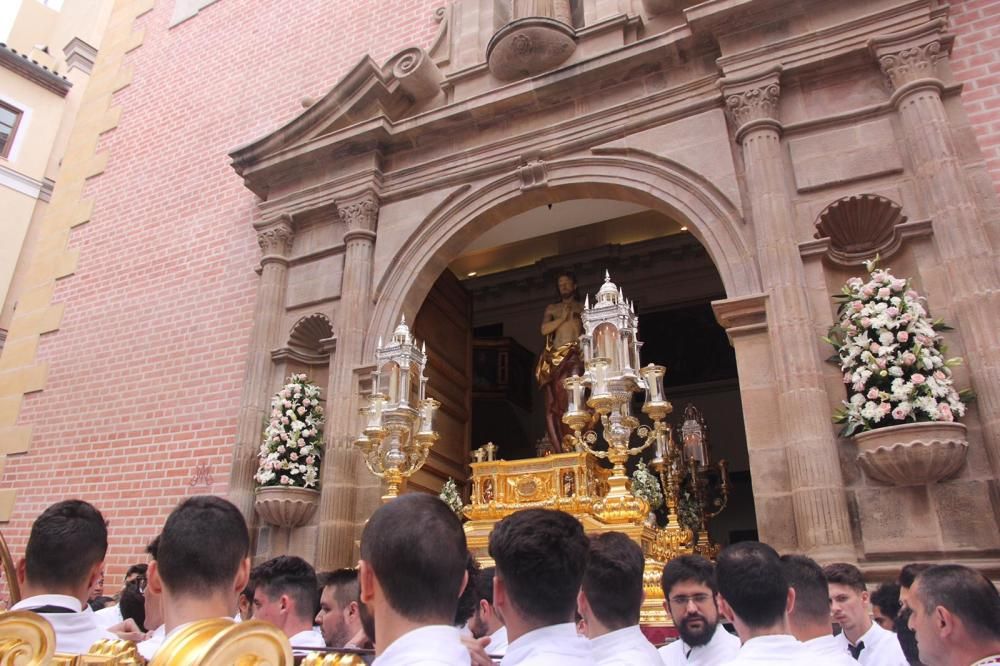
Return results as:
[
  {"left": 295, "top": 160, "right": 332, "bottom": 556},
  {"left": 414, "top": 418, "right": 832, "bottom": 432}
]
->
[{"left": 368, "top": 151, "right": 761, "bottom": 354}]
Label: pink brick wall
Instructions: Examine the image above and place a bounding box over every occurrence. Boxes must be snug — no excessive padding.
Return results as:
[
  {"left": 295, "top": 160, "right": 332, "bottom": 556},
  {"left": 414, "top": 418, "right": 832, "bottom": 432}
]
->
[
  {"left": 1, "top": 0, "right": 441, "bottom": 596},
  {"left": 950, "top": 0, "right": 1000, "bottom": 196}
]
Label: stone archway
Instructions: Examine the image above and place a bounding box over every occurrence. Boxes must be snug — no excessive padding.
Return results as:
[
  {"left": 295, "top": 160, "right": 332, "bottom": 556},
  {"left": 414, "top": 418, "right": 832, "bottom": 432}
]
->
[{"left": 367, "top": 151, "right": 762, "bottom": 352}]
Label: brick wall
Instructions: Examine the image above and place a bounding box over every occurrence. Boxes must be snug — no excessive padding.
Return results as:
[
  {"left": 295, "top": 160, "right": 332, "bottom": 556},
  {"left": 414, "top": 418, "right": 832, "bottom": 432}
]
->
[
  {"left": 1, "top": 0, "right": 440, "bottom": 594},
  {"left": 950, "top": 0, "right": 1000, "bottom": 196}
]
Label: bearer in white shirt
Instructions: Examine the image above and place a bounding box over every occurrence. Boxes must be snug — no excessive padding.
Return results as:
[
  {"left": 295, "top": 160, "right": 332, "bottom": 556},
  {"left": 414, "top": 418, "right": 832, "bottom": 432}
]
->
[
  {"left": 11, "top": 499, "right": 116, "bottom": 654},
  {"left": 658, "top": 554, "right": 740, "bottom": 665},
  {"left": 825, "top": 562, "right": 907, "bottom": 666},
  {"left": 467, "top": 566, "right": 509, "bottom": 658},
  {"left": 715, "top": 541, "right": 846, "bottom": 666},
  {"left": 578, "top": 532, "right": 661, "bottom": 665},
  {"left": 359, "top": 493, "right": 471, "bottom": 666},
  {"left": 780, "top": 555, "right": 855, "bottom": 666},
  {"left": 490, "top": 509, "right": 593, "bottom": 665},
  {"left": 249, "top": 555, "right": 326, "bottom": 654}
]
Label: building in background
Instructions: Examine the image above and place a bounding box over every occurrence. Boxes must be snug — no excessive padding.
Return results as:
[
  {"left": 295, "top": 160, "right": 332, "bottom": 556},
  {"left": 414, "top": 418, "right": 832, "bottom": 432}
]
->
[{"left": 0, "top": 0, "right": 999, "bottom": 593}]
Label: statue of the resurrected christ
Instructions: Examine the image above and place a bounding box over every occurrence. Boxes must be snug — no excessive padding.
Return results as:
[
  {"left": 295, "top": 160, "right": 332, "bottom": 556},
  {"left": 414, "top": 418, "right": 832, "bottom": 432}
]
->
[{"left": 536, "top": 272, "right": 585, "bottom": 452}]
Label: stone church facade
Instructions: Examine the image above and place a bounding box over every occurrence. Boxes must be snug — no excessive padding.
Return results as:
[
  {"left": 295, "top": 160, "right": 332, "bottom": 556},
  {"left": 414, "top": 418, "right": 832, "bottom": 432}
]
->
[{"left": 1, "top": 0, "right": 999, "bottom": 584}]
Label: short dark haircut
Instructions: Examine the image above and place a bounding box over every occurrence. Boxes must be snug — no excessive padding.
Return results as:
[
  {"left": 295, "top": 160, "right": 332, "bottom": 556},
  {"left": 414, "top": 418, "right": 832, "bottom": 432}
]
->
[
  {"left": 319, "top": 568, "right": 360, "bottom": 607},
  {"left": 914, "top": 565, "right": 1000, "bottom": 641},
  {"left": 251, "top": 556, "right": 318, "bottom": 622},
  {"left": 780, "top": 554, "right": 831, "bottom": 623},
  {"left": 898, "top": 563, "right": 932, "bottom": 589},
  {"left": 582, "top": 532, "right": 644, "bottom": 630},
  {"left": 894, "top": 608, "right": 921, "bottom": 663},
  {"left": 119, "top": 579, "right": 146, "bottom": 632},
  {"left": 474, "top": 567, "right": 496, "bottom": 605},
  {"left": 156, "top": 496, "right": 249, "bottom": 596},
  {"left": 824, "top": 562, "right": 867, "bottom": 593},
  {"left": 145, "top": 535, "right": 160, "bottom": 560},
  {"left": 488, "top": 509, "right": 589, "bottom": 627},
  {"left": 716, "top": 542, "right": 787, "bottom": 629},
  {"left": 25, "top": 500, "right": 108, "bottom": 589},
  {"left": 360, "top": 493, "right": 468, "bottom": 622},
  {"left": 870, "top": 582, "right": 901, "bottom": 619},
  {"left": 126, "top": 563, "right": 148, "bottom": 579},
  {"left": 661, "top": 554, "right": 717, "bottom": 598},
  {"left": 454, "top": 553, "right": 482, "bottom": 626}
]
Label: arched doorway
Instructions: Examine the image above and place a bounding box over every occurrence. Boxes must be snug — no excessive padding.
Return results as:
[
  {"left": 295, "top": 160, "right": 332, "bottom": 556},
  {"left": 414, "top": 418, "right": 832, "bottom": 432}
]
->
[{"left": 376, "top": 158, "right": 763, "bottom": 546}]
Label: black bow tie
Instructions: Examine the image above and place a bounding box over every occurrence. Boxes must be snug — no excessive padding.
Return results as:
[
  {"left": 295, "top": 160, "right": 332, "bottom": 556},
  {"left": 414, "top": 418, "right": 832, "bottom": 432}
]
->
[{"left": 849, "top": 641, "right": 865, "bottom": 660}]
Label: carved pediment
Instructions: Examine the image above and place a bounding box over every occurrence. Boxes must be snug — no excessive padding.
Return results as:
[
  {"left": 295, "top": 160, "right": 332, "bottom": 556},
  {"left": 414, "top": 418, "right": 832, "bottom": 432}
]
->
[{"left": 230, "top": 49, "right": 445, "bottom": 198}]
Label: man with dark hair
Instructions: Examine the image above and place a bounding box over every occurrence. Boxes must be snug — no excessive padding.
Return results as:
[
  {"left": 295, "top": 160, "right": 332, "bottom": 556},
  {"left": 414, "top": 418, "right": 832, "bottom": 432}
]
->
[
  {"left": 317, "top": 568, "right": 367, "bottom": 649},
  {"left": 359, "top": 492, "right": 470, "bottom": 665},
  {"left": 136, "top": 535, "right": 164, "bottom": 660},
  {"left": 898, "top": 564, "right": 932, "bottom": 612},
  {"left": 826, "top": 562, "right": 907, "bottom": 665},
  {"left": 468, "top": 566, "right": 508, "bottom": 657},
  {"left": 781, "top": 555, "right": 855, "bottom": 665},
  {"left": 907, "top": 565, "right": 1000, "bottom": 666},
  {"left": 488, "top": 508, "right": 591, "bottom": 664},
  {"left": 659, "top": 554, "right": 739, "bottom": 665},
  {"left": 94, "top": 563, "right": 150, "bottom": 629},
  {"left": 251, "top": 555, "right": 325, "bottom": 651},
  {"left": 237, "top": 583, "right": 254, "bottom": 622},
  {"left": 455, "top": 553, "right": 482, "bottom": 629},
  {"left": 715, "top": 541, "right": 817, "bottom": 664},
  {"left": 871, "top": 583, "right": 902, "bottom": 631},
  {"left": 12, "top": 499, "right": 116, "bottom": 652},
  {"left": 143, "top": 496, "right": 250, "bottom": 660},
  {"left": 577, "top": 532, "right": 660, "bottom": 665}
]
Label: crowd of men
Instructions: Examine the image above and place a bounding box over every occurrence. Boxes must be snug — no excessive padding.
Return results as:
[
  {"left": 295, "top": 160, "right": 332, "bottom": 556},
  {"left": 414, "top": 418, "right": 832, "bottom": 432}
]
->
[{"left": 5, "top": 496, "right": 1000, "bottom": 665}]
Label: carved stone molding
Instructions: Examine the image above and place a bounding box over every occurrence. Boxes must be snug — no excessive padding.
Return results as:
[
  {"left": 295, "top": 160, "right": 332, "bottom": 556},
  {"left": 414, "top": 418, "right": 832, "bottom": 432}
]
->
[
  {"left": 869, "top": 20, "right": 952, "bottom": 97},
  {"left": 517, "top": 156, "right": 548, "bottom": 190},
  {"left": 389, "top": 46, "right": 444, "bottom": 103},
  {"left": 271, "top": 313, "right": 337, "bottom": 365},
  {"left": 256, "top": 222, "right": 293, "bottom": 258},
  {"left": 711, "top": 293, "right": 769, "bottom": 343},
  {"left": 814, "top": 194, "right": 905, "bottom": 261},
  {"left": 719, "top": 66, "right": 782, "bottom": 142},
  {"left": 337, "top": 191, "right": 380, "bottom": 240},
  {"left": 487, "top": 16, "right": 576, "bottom": 82}
]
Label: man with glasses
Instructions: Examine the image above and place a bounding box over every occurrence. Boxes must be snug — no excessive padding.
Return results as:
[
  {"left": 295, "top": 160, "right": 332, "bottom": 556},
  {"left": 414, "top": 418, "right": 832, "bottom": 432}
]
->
[{"left": 659, "top": 555, "right": 739, "bottom": 665}]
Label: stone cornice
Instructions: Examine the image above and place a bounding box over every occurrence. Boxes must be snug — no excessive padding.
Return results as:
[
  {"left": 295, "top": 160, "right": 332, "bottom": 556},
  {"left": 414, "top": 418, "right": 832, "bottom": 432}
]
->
[
  {"left": 711, "top": 293, "right": 769, "bottom": 342},
  {"left": 62, "top": 37, "right": 97, "bottom": 75},
  {"left": 0, "top": 43, "right": 72, "bottom": 96},
  {"left": 719, "top": 66, "right": 782, "bottom": 143}
]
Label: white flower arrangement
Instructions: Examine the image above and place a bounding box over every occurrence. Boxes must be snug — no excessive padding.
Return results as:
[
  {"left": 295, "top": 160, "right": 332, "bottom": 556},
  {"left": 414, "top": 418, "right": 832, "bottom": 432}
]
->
[
  {"left": 439, "top": 478, "right": 465, "bottom": 518},
  {"left": 630, "top": 461, "right": 664, "bottom": 511},
  {"left": 254, "top": 373, "right": 325, "bottom": 489},
  {"left": 826, "top": 259, "right": 973, "bottom": 437}
]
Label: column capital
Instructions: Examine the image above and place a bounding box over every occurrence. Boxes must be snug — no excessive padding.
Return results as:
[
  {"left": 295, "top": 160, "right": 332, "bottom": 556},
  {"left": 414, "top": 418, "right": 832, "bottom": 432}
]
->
[
  {"left": 256, "top": 219, "right": 294, "bottom": 261},
  {"left": 869, "top": 20, "right": 952, "bottom": 97},
  {"left": 719, "top": 65, "right": 782, "bottom": 143},
  {"left": 337, "top": 190, "right": 380, "bottom": 242}
]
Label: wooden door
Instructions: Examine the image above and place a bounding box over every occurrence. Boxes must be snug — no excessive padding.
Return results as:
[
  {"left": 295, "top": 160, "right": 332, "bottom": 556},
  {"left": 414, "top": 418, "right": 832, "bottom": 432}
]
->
[{"left": 411, "top": 268, "right": 472, "bottom": 493}]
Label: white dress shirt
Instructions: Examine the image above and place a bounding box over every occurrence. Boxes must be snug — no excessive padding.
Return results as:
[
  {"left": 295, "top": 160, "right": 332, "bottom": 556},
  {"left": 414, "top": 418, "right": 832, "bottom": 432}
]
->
[
  {"left": 373, "top": 624, "right": 471, "bottom": 666},
  {"left": 500, "top": 622, "right": 593, "bottom": 665},
  {"left": 11, "top": 594, "right": 116, "bottom": 654},
  {"left": 659, "top": 623, "right": 741, "bottom": 665},
  {"left": 488, "top": 625, "right": 509, "bottom": 657},
  {"left": 592, "top": 625, "right": 661, "bottom": 665},
  {"left": 719, "top": 633, "right": 857, "bottom": 665},
  {"left": 137, "top": 624, "right": 166, "bottom": 661},
  {"left": 804, "top": 634, "right": 858, "bottom": 666},
  {"left": 93, "top": 604, "right": 123, "bottom": 628},
  {"left": 833, "top": 622, "right": 908, "bottom": 666},
  {"left": 290, "top": 627, "right": 328, "bottom": 656}
]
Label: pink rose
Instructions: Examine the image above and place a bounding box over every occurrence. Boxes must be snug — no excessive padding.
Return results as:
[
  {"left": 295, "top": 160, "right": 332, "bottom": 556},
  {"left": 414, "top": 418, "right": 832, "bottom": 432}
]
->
[
  {"left": 853, "top": 301, "right": 864, "bottom": 312},
  {"left": 939, "top": 403, "right": 953, "bottom": 421},
  {"left": 880, "top": 403, "right": 892, "bottom": 415},
  {"left": 912, "top": 374, "right": 926, "bottom": 385},
  {"left": 892, "top": 407, "right": 907, "bottom": 420},
  {"left": 897, "top": 331, "right": 909, "bottom": 343},
  {"left": 901, "top": 352, "right": 916, "bottom": 366},
  {"left": 886, "top": 307, "right": 899, "bottom": 317},
  {"left": 876, "top": 358, "right": 887, "bottom": 369},
  {"left": 878, "top": 287, "right": 891, "bottom": 299},
  {"left": 862, "top": 286, "right": 875, "bottom": 297},
  {"left": 867, "top": 388, "right": 879, "bottom": 400},
  {"left": 934, "top": 371, "right": 946, "bottom": 381},
  {"left": 306, "top": 456, "right": 315, "bottom": 465},
  {"left": 860, "top": 317, "right": 872, "bottom": 328}
]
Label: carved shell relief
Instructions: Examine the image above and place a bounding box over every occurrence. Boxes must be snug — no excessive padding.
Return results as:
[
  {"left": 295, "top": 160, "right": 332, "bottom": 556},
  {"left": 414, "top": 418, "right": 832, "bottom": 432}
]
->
[{"left": 814, "top": 194, "right": 908, "bottom": 262}]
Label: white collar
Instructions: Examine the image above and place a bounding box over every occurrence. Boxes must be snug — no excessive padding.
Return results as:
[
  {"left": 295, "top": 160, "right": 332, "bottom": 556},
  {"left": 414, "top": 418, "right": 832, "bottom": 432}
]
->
[
  {"left": 374, "top": 624, "right": 468, "bottom": 665},
  {"left": 502, "top": 622, "right": 591, "bottom": 664},
  {"left": 488, "top": 625, "right": 509, "bottom": 653},
  {"left": 591, "top": 625, "right": 658, "bottom": 662},
  {"left": 289, "top": 628, "right": 327, "bottom": 647},
  {"left": 739, "top": 634, "right": 802, "bottom": 654},
  {"left": 12, "top": 593, "right": 85, "bottom": 612}
]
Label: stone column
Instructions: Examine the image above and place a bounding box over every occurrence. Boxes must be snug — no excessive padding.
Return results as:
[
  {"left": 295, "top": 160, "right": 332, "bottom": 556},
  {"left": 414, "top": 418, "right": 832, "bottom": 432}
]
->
[
  {"left": 316, "top": 190, "right": 379, "bottom": 570},
  {"left": 721, "top": 67, "right": 854, "bottom": 560},
  {"left": 871, "top": 21, "right": 1000, "bottom": 477},
  {"left": 228, "top": 218, "right": 294, "bottom": 520}
]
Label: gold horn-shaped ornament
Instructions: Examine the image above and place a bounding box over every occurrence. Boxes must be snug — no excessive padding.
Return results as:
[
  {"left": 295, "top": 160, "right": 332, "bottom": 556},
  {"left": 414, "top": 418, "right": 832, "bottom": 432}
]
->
[
  {"left": 0, "top": 610, "right": 56, "bottom": 665},
  {"left": 150, "top": 618, "right": 292, "bottom": 666},
  {"left": 0, "top": 528, "right": 21, "bottom": 605}
]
